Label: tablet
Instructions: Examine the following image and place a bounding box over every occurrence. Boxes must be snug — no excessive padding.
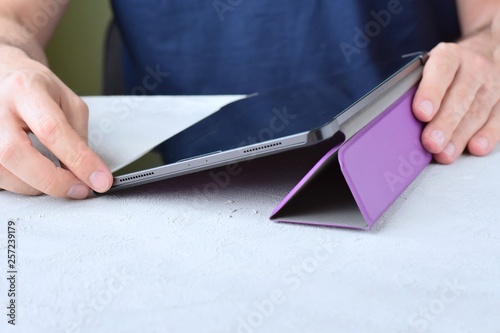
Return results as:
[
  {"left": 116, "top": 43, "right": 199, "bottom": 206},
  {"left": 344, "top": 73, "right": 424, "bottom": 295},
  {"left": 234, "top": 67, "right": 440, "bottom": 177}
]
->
[{"left": 109, "top": 52, "right": 427, "bottom": 192}]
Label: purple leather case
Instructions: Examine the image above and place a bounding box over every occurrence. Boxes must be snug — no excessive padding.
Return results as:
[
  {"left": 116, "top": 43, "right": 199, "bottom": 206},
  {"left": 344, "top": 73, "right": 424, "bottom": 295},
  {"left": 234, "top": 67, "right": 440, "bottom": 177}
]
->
[{"left": 270, "top": 86, "right": 432, "bottom": 229}]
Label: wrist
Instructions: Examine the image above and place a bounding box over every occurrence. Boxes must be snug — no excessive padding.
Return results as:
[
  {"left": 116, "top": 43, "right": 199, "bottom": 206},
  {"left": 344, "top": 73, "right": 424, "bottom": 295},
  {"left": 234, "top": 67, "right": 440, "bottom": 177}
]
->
[
  {"left": 457, "top": 20, "right": 499, "bottom": 60},
  {"left": 0, "top": 40, "right": 48, "bottom": 66}
]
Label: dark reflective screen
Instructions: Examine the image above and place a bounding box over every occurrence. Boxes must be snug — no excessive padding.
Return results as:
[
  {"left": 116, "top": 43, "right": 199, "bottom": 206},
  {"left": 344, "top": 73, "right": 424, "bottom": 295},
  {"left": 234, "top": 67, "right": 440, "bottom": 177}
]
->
[{"left": 115, "top": 54, "right": 422, "bottom": 176}]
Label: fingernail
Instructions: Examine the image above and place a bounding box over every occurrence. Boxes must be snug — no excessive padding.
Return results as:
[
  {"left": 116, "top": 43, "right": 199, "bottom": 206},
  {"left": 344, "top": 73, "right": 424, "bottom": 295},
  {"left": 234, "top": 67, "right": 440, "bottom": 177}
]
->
[
  {"left": 67, "top": 183, "right": 90, "bottom": 200},
  {"left": 430, "top": 130, "right": 446, "bottom": 147},
  {"left": 443, "top": 142, "right": 456, "bottom": 157},
  {"left": 419, "top": 100, "right": 434, "bottom": 117},
  {"left": 476, "top": 137, "right": 489, "bottom": 151},
  {"left": 89, "top": 171, "right": 110, "bottom": 192}
]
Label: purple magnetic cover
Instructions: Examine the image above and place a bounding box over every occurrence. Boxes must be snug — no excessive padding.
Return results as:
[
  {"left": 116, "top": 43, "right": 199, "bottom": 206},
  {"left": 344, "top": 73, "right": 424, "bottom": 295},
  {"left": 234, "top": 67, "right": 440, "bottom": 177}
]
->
[
  {"left": 338, "top": 86, "right": 432, "bottom": 227},
  {"left": 270, "top": 85, "right": 431, "bottom": 229}
]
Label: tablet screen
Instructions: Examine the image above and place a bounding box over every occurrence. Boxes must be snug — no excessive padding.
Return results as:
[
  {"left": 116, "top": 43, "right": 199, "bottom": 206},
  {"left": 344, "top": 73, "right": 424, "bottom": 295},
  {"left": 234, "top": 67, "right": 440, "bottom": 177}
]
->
[{"left": 114, "top": 53, "right": 422, "bottom": 176}]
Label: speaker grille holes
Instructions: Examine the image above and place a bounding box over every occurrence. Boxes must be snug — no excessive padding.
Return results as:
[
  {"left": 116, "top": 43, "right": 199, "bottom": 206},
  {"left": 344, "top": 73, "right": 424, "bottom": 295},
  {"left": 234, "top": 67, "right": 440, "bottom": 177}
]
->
[
  {"left": 119, "top": 172, "right": 155, "bottom": 182},
  {"left": 243, "top": 142, "right": 282, "bottom": 154}
]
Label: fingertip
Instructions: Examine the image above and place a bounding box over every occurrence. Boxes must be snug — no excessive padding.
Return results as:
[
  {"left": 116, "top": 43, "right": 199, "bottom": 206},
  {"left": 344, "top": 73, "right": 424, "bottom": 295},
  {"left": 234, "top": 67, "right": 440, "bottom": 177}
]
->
[
  {"left": 89, "top": 170, "right": 112, "bottom": 193},
  {"left": 66, "top": 183, "right": 90, "bottom": 200},
  {"left": 432, "top": 140, "right": 458, "bottom": 164},
  {"left": 468, "top": 135, "right": 491, "bottom": 156},
  {"left": 413, "top": 98, "right": 435, "bottom": 122},
  {"left": 421, "top": 129, "right": 446, "bottom": 154},
  {"left": 433, "top": 156, "right": 454, "bottom": 165},
  {"left": 433, "top": 152, "right": 456, "bottom": 165}
]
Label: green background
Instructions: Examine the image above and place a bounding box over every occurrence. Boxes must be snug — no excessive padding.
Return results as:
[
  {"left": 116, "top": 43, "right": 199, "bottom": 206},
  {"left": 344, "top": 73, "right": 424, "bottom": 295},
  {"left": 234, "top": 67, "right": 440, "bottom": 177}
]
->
[{"left": 46, "top": 0, "right": 112, "bottom": 95}]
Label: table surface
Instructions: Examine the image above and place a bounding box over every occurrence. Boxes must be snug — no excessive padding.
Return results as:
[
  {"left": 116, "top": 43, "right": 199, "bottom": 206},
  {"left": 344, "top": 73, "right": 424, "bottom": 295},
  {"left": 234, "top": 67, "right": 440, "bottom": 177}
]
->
[{"left": 1, "top": 96, "right": 499, "bottom": 333}]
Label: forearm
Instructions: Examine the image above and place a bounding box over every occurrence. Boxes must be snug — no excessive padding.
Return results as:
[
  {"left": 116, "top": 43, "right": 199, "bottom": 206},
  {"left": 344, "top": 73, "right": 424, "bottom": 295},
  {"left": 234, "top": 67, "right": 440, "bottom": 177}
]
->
[
  {"left": 0, "top": 15, "right": 48, "bottom": 65},
  {"left": 453, "top": 2, "right": 500, "bottom": 63},
  {"left": 0, "top": 0, "right": 70, "bottom": 65},
  {"left": 456, "top": 0, "right": 500, "bottom": 35}
]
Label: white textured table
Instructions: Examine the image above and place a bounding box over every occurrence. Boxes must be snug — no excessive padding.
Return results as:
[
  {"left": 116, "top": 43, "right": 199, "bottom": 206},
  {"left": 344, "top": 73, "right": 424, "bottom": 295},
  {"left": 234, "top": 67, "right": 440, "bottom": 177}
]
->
[{"left": 1, "top": 96, "right": 499, "bottom": 333}]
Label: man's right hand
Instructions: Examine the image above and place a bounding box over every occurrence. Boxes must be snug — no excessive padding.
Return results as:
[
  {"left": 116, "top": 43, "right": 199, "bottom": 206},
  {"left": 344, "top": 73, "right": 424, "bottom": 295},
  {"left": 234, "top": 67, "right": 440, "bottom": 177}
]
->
[{"left": 0, "top": 45, "right": 112, "bottom": 199}]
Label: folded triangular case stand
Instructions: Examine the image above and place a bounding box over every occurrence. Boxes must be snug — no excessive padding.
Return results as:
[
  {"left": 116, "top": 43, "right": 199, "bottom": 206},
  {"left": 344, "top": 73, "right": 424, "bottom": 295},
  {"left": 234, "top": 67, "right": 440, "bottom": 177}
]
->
[{"left": 270, "top": 86, "right": 432, "bottom": 230}]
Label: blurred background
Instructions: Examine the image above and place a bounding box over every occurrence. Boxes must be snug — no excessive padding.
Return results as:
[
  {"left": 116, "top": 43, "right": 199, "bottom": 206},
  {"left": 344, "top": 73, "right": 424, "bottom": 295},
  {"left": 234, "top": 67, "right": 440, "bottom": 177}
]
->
[{"left": 46, "top": 0, "right": 112, "bottom": 96}]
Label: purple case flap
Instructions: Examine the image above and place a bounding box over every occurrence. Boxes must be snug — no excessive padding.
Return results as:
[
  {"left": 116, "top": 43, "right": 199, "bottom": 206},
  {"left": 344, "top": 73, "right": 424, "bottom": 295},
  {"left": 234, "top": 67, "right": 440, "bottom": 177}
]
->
[
  {"left": 270, "top": 86, "right": 431, "bottom": 229},
  {"left": 338, "top": 86, "right": 432, "bottom": 227}
]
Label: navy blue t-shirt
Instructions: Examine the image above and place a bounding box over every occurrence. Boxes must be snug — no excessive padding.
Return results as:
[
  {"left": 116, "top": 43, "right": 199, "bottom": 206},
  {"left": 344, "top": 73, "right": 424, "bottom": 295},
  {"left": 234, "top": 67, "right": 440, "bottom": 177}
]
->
[{"left": 111, "top": 0, "right": 461, "bottom": 96}]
